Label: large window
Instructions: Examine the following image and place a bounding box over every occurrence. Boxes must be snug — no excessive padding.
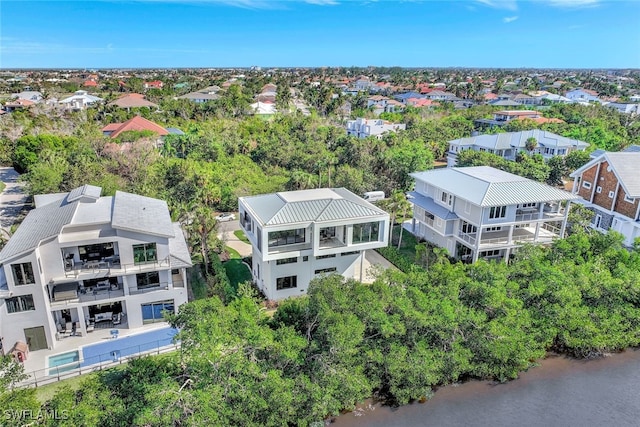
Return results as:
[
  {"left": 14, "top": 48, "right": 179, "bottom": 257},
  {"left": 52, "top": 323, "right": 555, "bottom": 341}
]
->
[
  {"left": 11, "top": 263, "right": 35, "bottom": 286},
  {"left": 315, "top": 267, "right": 337, "bottom": 275},
  {"left": 276, "top": 276, "right": 297, "bottom": 290},
  {"left": 489, "top": 206, "right": 507, "bottom": 219},
  {"left": 268, "top": 229, "right": 305, "bottom": 248},
  {"left": 353, "top": 222, "right": 380, "bottom": 244},
  {"left": 6, "top": 295, "right": 35, "bottom": 313},
  {"left": 78, "top": 243, "right": 115, "bottom": 262},
  {"left": 461, "top": 222, "right": 477, "bottom": 234},
  {"left": 133, "top": 243, "right": 157, "bottom": 264},
  {"left": 441, "top": 191, "right": 453, "bottom": 206},
  {"left": 141, "top": 300, "right": 174, "bottom": 324},
  {"left": 136, "top": 271, "right": 160, "bottom": 290}
]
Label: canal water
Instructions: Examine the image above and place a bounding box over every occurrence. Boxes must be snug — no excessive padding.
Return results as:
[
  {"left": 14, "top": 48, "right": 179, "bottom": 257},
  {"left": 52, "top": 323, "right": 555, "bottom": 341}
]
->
[{"left": 333, "top": 350, "right": 640, "bottom": 427}]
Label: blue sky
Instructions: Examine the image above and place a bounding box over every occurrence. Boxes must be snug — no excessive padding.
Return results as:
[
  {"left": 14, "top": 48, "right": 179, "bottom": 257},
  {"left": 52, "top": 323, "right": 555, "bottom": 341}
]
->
[{"left": 1, "top": 0, "right": 638, "bottom": 68}]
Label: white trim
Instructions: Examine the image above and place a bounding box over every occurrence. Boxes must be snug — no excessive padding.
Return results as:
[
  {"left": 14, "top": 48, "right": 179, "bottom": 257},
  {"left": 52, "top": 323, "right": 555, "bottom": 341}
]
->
[{"left": 582, "top": 181, "right": 592, "bottom": 189}]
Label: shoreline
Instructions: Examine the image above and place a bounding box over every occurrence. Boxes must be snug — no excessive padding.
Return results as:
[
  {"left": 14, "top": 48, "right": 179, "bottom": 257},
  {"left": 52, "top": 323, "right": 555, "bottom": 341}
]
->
[{"left": 331, "top": 348, "right": 640, "bottom": 426}]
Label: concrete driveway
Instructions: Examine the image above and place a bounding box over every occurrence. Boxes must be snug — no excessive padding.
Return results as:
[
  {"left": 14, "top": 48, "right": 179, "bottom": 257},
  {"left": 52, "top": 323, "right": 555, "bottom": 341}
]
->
[
  {"left": 0, "top": 167, "right": 29, "bottom": 232},
  {"left": 217, "top": 220, "right": 252, "bottom": 257}
]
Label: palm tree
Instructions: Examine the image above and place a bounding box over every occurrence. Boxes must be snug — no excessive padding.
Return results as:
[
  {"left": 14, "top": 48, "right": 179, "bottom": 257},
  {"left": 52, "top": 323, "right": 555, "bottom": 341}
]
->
[
  {"left": 379, "top": 191, "right": 411, "bottom": 247},
  {"left": 525, "top": 137, "right": 538, "bottom": 154}
]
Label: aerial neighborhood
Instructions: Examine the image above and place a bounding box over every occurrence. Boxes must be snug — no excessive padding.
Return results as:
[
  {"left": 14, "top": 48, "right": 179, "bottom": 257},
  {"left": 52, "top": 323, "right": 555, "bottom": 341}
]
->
[{"left": 0, "top": 66, "right": 639, "bottom": 425}]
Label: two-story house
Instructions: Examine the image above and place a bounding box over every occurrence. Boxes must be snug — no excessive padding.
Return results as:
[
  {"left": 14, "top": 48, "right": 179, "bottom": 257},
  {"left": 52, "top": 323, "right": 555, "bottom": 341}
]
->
[
  {"left": 565, "top": 88, "right": 601, "bottom": 103},
  {"left": 0, "top": 185, "right": 191, "bottom": 353},
  {"left": 474, "top": 110, "right": 541, "bottom": 130},
  {"left": 408, "top": 166, "right": 577, "bottom": 263},
  {"left": 447, "top": 130, "right": 589, "bottom": 167},
  {"left": 238, "top": 188, "right": 390, "bottom": 300},
  {"left": 570, "top": 152, "right": 640, "bottom": 247},
  {"left": 346, "top": 118, "right": 406, "bottom": 139}
]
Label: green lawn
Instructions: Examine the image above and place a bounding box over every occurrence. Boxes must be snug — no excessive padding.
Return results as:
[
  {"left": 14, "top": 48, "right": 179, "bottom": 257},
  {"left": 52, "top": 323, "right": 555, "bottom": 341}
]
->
[
  {"left": 233, "top": 229, "right": 250, "bottom": 244},
  {"left": 0, "top": 182, "right": 5, "bottom": 193},
  {"left": 391, "top": 225, "right": 420, "bottom": 259},
  {"left": 223, "top": 247, "right": 253, "bottom": 289}
]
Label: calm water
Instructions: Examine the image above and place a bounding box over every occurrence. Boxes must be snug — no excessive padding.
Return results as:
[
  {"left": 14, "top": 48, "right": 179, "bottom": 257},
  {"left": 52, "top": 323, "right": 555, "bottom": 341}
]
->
[{"left": 333, "top": 350, "right": 640, "bottom": 427}]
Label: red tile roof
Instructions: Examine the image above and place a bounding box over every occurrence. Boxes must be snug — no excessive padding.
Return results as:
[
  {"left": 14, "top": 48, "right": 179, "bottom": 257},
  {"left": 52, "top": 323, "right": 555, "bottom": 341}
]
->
[
  {"left": 102, "top": 116, "right": 168, "bottom": 138},
  {"left": 83, "top": 80, "right": 98, "bottom": 87}
]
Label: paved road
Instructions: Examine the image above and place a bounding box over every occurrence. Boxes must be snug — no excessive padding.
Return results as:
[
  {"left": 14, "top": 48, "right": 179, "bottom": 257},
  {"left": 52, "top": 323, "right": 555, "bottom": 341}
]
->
[{"left": 0, "top": 167, "right": 29, "bottom": 232}]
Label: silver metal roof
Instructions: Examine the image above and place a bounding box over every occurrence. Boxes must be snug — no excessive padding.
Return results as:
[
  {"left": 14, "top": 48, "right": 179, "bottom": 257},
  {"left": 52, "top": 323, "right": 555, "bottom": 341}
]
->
[
  {"left": 407, "top": 191, "right": 459, "bottom": 220},
  {"left": 449, "top": 130, "right": 589, "bottom": 151},
  {"left": 411, "top": 166, "right": 578, "bottom": 207},
  {"left": 240, "top": 188, "right": 388, "bottom": 226},
  {"left": 112, "top": 191, "right": 174, "bottom": 238}
]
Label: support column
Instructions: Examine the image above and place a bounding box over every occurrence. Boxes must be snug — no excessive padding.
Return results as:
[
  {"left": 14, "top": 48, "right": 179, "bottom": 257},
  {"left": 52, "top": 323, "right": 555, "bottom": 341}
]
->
[
  {"left": 534, "top": 223, "right": 541, "bottom": 241},
  {"left": 560, "top": 201, "right": 571, "bottom": 238}
]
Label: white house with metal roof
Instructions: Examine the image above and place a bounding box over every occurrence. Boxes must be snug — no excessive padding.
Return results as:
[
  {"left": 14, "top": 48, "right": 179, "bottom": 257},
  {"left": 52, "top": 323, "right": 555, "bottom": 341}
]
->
[
  {"left": 59, "top": 90, "right": 103, "bottom": 110},
  {"left": 0, "top": 185, "right": 191, "bottom": 354},
  {"left": 447, "top": 130, "right": 589, "bottom": 167},
  {"left": 346, "top": 118, "right": 406, "bottom": 139},
  {"left": 238, "top": 188, "right": 390, "bottom": 300},
  {"left": 408, "top": 166, "right": 578, "bottom": 263}
]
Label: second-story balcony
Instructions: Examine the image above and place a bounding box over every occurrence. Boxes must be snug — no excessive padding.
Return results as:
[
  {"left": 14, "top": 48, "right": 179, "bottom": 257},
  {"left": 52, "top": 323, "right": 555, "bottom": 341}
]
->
[
  {"left": 129, "top": 282, "right": 170, "bottom": 295},
  {"left": 458, "top": 221, "right": 563, "bottom": 248},
  {"left": 48, "top": 278, "right": 125, "bottom": 307},
  {"left": 60, "top": 256, "right": 172, "bottom": 280}
]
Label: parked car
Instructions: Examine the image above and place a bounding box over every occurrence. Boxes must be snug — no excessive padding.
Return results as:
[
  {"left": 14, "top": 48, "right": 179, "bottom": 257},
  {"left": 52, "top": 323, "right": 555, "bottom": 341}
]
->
[{"left": 215, "top": 213, "right": 236, "bottom": 222}]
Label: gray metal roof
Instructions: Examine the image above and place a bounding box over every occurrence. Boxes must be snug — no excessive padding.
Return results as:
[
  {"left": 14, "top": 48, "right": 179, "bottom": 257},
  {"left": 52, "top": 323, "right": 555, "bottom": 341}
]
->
[
  {"left": 169, "top": 223, "right": 193, "bottom": 268},
  {"left": 411, "top": 166, "right": 578, "bottom": 207},
  {"left": 0, "top": 199, "right": 78, "bottom": 262},
  {"left": 240, "top": 188, "right": 388, "bottom": 227},
  {"left": 112, "top": 191, "right": 174, "bottom": 238},
  {"left": 604, "top": 153, "right": 640, "bottom": 197},
  {"left": 1, "top": 186, "right": 180, "bottom": 263},
  {"left": 67, "top": 184, "right": 102, "bottom": 202},
  {"left": 34, "top": 193, "right": 67, "bottom": 208},
  {"left": 407, "top": 191, "right": 459, "bottom": 220},
  {"left": 449, "top": 130, "right": 588, "bottom": 151},
  {"left": 623, "top": 145, "right": 640, "bottom": 153}
]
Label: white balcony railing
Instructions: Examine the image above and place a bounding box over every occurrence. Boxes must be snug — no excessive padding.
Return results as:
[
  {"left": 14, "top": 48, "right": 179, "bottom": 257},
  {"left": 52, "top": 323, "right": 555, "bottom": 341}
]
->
[
  {"left": 63, "top": 257, "right": 171, "bottom": 278},
  {"left": 129, "top": 283, "right": 170, "bottom": 295}
]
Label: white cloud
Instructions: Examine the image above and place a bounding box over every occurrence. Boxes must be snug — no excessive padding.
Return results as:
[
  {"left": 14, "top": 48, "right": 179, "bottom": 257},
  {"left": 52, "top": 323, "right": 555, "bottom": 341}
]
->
[
  {"left": 475, "top": 0, "right": 518, "bottom": 11},
  {"left": 544, "top": 0, "right": 600, "bottom": 8},
  {"left": 503, "top": 15, "right": 519, "bottom": 22}
]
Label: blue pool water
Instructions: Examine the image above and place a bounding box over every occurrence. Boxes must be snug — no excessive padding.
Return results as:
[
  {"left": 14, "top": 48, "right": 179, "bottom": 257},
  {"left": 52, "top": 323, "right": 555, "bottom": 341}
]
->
[
  {"left": 80, "top": 327, "right": 178, "bottom": 367},
  {"left": 48, "top": 350, "right": 80, "bottom": 374}
]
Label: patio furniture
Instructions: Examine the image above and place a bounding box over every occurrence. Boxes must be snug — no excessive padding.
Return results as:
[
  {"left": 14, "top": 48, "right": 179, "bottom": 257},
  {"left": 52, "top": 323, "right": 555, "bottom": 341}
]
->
[
  {"left": 112, "top": 313, "right": 122, "bottom": 325},
  {"left": 110, "top": 329, "right": 119, "bottom": 339},
  {"left": 94, "top": 312, "right": 113, "bottom": 323}
]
